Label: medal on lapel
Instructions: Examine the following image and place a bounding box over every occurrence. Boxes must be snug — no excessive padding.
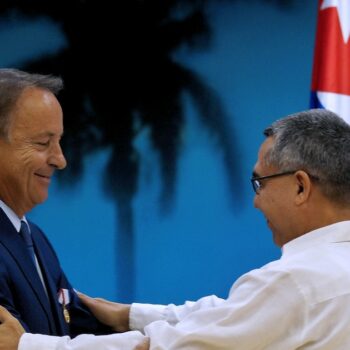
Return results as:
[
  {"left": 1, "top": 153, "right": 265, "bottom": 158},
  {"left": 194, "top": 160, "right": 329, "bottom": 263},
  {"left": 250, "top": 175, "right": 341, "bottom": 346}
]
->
[
  {"left": 63, "top": 306, "right": 71, "bottom": 324},
  {"left": 58, "top": 288, "right": 71, "bottom": 323}
]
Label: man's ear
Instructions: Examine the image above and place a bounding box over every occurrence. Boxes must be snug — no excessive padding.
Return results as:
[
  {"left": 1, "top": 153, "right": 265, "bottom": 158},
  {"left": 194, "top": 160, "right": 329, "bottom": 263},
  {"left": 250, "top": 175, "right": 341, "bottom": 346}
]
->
[
  {"left": 294, "top": 170, "right": 312, "bottom": 205},
  {"left": 297, "top": 184, "right": 303, "bottom": 194}
]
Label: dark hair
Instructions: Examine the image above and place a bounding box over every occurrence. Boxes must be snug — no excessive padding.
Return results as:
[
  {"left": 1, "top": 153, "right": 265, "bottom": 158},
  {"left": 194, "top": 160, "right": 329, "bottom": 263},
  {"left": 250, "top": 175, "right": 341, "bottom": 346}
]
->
[
  {"left": 0, "top": 68, "right": 63, "bottom": 137},
  {"left": 264, "top": 108, "right": 350, "bottom": 204}
]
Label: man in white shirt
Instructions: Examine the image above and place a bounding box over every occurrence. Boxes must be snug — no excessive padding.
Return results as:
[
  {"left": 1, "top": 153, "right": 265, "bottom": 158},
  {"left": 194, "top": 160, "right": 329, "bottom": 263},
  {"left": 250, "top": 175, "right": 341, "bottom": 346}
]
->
[{"left": 1, "top": 108, "right": 350, "bottom": 349}]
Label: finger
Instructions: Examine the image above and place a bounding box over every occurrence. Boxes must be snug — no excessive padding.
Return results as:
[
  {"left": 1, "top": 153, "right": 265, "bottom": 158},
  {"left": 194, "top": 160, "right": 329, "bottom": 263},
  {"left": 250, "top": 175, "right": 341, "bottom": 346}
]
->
[
  {"left": 76, "top": 291, "right": 88, "bottom": 299},
  {"left": 0, "top": 306, "right": 12, "bottom": 323},
  {"left": 78, "top": 293, "right": 104, "bottom": 313},
  {"left": 78, "top": 293, "right": 109, "bottom": 307},
  {"left": 77, "top": 292, "right": 96, "bottom": 305},
  {"left": 133, "top": 338, "right": 150, "bottom": 350}
]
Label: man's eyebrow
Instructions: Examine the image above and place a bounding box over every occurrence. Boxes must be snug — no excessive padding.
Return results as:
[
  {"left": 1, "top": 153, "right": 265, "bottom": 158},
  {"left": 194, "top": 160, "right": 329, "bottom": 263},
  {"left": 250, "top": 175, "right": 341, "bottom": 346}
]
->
[
  {"left": 34, "top": 131, "right": 64, "bottom": 138},
  {"left": 252, "top": 171, "right": 260, "bottom": 178}
]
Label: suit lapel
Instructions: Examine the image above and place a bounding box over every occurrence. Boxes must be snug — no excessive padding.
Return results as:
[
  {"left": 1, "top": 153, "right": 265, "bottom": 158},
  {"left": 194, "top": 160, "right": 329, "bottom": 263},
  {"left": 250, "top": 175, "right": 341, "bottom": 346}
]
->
[
  {"left": 0, "top": 210, "right": 56, "bottom": 331},
  {"left": 31, "top": 225, "right": 67, "bottom": 334}
]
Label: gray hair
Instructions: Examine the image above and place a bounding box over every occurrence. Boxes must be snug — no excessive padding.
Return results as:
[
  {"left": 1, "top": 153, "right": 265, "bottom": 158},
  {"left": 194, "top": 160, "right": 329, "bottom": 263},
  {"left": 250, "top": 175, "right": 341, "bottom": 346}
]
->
[
  {"left": 0, "top": 68, "right": 63, "bottom": 137},
  {"left": 264, "top": 108, "right": 350, "bottom": 205}
]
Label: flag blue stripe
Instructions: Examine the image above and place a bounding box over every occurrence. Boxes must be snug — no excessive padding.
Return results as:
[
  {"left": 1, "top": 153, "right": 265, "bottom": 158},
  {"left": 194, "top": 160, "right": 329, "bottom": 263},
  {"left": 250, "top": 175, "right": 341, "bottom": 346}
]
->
[{"left": 310, "top": 92, "right": 325, "bottom": 109}]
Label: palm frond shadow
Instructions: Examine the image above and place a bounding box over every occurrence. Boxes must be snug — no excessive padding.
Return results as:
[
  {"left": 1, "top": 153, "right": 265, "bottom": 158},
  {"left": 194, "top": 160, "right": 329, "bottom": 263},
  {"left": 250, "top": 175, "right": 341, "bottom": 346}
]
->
[{"left": 0, "top": 0, "right": 291, "bottom": 299}]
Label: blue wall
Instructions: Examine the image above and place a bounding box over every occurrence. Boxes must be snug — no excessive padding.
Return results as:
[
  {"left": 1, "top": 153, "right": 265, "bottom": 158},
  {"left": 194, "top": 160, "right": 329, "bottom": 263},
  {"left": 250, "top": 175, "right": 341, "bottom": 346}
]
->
[{"left": 1, "top": 1, "right": 317, "bottom": 304}]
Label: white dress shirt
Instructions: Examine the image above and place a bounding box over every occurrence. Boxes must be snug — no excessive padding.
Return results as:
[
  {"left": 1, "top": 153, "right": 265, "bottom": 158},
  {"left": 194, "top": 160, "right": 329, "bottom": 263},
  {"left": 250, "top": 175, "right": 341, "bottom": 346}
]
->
[{"left": 19, "top": 221, "right": 350, "bottom": 349}]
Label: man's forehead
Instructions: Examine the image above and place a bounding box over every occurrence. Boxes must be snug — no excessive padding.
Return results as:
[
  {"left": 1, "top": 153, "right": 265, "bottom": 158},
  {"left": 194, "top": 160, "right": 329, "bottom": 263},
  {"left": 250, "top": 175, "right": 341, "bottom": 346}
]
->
[
  {"left": 257, "top": 138, "right": 272, "bottom": 161},
  {"left": 260, "top": 136, "right": 274, "bottom": 152},
  {"left": 253, "top": 137, "right": 276, "bottom": 174}
]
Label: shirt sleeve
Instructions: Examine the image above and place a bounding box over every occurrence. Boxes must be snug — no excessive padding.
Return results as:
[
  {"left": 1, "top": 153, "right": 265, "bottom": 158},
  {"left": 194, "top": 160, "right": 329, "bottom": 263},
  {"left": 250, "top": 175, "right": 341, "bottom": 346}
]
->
[
  {"left": 141, "top": 269, "right": 306, "bottom": 349},
  {"left": 19, "top": 331, "right": 147, "bottom": 350},
  {"left": 130, "top": 295, "right": 226, "bottom": 331}
]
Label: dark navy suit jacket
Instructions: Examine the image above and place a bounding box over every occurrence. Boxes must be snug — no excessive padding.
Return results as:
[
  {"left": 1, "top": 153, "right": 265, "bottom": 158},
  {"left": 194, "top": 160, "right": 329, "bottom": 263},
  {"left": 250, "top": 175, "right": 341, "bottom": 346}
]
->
[{"left": 0, "top": 209, "right": 111, "bottom": 336}]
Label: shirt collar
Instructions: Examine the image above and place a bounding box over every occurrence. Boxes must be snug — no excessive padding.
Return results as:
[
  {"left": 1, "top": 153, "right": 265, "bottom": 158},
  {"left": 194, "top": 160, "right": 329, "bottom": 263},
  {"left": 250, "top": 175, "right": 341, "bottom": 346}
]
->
[
  {"left": 282, "top": 220, "right": 350, "bottom": 257},
  {"left": 0, "top": 199, "right": 27, "bottom": 233}
]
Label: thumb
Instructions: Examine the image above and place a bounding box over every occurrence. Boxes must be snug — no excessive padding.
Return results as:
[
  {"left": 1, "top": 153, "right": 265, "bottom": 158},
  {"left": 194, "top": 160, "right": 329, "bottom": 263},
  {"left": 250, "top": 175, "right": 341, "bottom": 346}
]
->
[
  {"left": 77, "top": 292, "right": 96, "bottom": 306},
  {"left": 77, "top": 292, "right": 108, "bottom": 306},
  {"left": 0, "top": 306, "right": 12, "bottom": 323},
  {"left": 76, "top": 291, "right": 89, "bottom": 301}
]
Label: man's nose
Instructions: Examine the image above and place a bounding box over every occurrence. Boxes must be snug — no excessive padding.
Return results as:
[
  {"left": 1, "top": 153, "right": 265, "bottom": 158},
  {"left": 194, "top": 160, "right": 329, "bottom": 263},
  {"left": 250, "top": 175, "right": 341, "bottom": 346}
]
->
[{"left": 49, "top": 143, "right": 67, "bottom": 170}]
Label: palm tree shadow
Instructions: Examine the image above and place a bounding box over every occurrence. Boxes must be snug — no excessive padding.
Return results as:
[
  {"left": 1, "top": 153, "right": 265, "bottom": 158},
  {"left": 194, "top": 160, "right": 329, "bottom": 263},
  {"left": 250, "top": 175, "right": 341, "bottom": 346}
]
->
[{"left": 0, "top": 0, "right": 292, "bottom": 300}]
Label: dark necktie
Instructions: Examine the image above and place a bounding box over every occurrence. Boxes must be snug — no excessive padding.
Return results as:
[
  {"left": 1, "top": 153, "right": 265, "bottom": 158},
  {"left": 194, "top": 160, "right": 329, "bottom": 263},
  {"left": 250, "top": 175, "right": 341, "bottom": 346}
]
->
[
  {"left": 19, "top": 220, "right": 36, "bottom": 264},
  {"left": 19, "top": 220, "right": 49, "bottom": 296}
]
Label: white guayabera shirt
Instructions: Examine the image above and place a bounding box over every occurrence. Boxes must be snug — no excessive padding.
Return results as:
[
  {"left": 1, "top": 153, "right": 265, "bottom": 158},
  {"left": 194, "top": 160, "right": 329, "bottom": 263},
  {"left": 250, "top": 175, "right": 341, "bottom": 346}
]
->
[{"left": 20, "top": 221, "right": 350, "bottom": 350}]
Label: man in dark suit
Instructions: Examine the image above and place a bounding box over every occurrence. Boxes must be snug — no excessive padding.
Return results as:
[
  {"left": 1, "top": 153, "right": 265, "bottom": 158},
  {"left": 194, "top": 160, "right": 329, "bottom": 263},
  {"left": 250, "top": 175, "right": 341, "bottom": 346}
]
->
[{"left": 0, "top": 68, "right": 110, "bottom": 336}]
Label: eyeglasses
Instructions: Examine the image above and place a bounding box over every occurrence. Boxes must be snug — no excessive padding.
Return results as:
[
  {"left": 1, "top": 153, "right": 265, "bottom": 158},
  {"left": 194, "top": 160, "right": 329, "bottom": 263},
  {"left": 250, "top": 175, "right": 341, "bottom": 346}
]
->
[{"left": 251, "top": 170, "right": 297, "bottom": 194}]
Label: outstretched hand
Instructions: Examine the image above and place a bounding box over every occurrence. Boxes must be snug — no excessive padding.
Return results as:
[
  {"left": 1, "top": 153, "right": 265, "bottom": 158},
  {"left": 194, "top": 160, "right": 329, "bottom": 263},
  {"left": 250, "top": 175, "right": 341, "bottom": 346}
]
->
[
  {"left": 0, "top": 305, "right": 25, "bottom": 350},
  {"left": 78, "top": 292, "right": 131, "bottom": 333}
]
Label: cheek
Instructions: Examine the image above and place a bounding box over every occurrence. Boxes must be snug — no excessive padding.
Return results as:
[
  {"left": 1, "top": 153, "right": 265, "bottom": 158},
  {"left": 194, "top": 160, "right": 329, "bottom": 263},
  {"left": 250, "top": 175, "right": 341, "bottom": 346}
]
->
[
  {"left": 17, "top": 148, "right": 43, "bottom": 170},
  {"left": 256, "top": 194, "right": 281, "bottom": 220},
  {"left": 254, "top": 191, "right": 274, "bottom": 210}
]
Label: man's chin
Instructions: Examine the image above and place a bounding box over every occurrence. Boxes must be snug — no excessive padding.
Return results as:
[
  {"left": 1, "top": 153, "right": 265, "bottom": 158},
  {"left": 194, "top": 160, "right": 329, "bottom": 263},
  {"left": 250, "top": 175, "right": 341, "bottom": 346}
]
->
[{"left": 34, "top": 193, "right": 49, "bottom": 206}]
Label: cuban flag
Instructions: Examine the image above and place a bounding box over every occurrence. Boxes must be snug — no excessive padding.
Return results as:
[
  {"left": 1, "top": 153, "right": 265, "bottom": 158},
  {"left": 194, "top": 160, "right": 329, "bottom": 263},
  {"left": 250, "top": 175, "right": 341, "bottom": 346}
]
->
[{"left": 310, "top": 0, "right": 350, "bottom": 123}]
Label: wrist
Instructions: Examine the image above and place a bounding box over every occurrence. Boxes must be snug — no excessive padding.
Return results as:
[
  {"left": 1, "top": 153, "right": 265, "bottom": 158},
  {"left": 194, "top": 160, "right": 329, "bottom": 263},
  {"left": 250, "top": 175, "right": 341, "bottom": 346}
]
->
[{"left": 113, "top": 304, "right": 131, "bottom": 332}]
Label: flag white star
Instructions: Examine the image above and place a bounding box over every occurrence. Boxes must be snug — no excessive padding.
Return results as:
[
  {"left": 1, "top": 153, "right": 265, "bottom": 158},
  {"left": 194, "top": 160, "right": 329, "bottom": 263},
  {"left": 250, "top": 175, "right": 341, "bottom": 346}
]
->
[{"left": 321, "top": 0, "right": 350, "bottom": 43}]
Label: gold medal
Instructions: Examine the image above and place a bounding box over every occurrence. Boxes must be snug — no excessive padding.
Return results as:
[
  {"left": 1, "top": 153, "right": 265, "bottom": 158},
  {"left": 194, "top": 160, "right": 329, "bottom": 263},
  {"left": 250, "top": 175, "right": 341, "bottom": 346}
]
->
[
  {"left": 59, "top": 288, "right": 71, "bottom": 323},
  {"left": 63, "top": 306, "right": 70, "bottom": 323}
]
